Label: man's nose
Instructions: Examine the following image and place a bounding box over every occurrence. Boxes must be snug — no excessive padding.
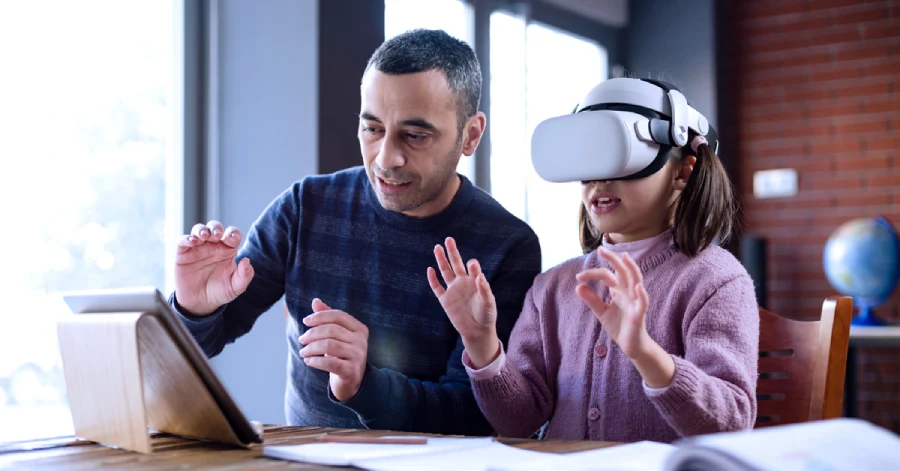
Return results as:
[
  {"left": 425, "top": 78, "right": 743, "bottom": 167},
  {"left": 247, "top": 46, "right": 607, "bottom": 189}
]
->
[{"left": 376, "top": 134, "right": 406, "bottom": 170}]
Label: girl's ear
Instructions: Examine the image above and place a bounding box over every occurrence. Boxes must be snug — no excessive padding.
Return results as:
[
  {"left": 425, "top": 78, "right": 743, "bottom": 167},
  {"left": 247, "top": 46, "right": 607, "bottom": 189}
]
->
[{"left": 673, "top": 155, "right": 697, "bottom": 191}]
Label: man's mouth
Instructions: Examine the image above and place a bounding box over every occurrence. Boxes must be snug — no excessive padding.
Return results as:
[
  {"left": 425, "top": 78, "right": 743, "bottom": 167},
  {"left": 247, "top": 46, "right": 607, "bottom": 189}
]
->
[
  {"left": 379, "top": 177, "right": 410, "bottom": 187},
  {"left": 376, "top": 175, "right": 413, "bottom": 194},
  {"left": 379, "top": 178, "right": 409, "bottom": 186}
]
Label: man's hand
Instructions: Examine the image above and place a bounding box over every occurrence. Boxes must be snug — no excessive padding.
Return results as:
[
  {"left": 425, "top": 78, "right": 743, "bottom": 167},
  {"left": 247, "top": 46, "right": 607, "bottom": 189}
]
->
[
  {"left": 175, "top": 220, "right": 254, "bottom": 316},
  {"left": 298, "top": 299, "right": 369, "bottom": 402}
]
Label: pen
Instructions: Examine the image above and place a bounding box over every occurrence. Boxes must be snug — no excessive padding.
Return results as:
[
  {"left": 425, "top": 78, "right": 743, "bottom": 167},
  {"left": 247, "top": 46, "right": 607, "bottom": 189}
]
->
[{"left": 316, "top": 436, "right": 428, "bottom": 445}]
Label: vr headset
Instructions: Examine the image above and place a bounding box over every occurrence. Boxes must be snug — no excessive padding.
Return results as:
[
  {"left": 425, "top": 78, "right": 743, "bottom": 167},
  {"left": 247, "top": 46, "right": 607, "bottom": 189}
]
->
[{"left": 531, "top": 77, "right": 718, "bottom": 183}]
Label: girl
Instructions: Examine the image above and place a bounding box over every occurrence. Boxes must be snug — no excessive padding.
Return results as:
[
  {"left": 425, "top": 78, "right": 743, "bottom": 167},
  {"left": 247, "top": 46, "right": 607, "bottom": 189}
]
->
[{"left": 426, "top": 83, "right": 759, "bottom": 443}]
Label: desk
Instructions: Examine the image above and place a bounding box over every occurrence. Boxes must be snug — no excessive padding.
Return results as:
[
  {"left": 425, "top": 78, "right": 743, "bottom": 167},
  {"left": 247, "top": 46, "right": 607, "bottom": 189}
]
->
[
  {"left": 844, "top": 326, "right": 900, "bottom": 418},
  {"left": 0, "top": 425, "right": 618, "bottom": 470}
]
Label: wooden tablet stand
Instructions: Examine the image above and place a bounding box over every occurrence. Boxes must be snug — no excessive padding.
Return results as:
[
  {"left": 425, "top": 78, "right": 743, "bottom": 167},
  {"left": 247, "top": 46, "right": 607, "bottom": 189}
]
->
[{"left": 57, "top": 312, "right": 250, "bottom": 453}]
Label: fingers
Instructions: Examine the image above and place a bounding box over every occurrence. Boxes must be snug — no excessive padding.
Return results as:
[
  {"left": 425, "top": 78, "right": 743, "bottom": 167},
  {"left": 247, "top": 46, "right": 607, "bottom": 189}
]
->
[
  {"left": 179, "top": 224, "right": 242, "bottom": 251},
  {"left": 299, "top": 323, "right": 356, "bottom": 346},
  {"left": 177, "top": 234, "right": 202, "bottom": 252},
  {"left": 597, "top": 247, "right": 637, "bottom": 290},
  {"left": 434, "top": 244, "right": 455, "bottom": 284},
  {"left": 178, "top": 228, "right": 209, "bottom": 253},
  {"left": 622, "top": 251, "right": 644, "bottom": 286},
  {"left": 221, "top": 226, "right": 243, "bottom": 248},
  {"left": 427, "top": 267, "right": 446, "bottom": 298},
  {"left": 576, "top": 284, "right": 610, "bottom": 321},
  {"left": 176, "top": 237, "right": 237, "bottom": 263},
  {"left": 191, "top": 223, "right": 212, "bottom": 241},
  {"left": 596, "top": 247, "right": 630, "bottom": 286},
  {"left": 299, "top": 337, "right": 357, "bottom": 359},
  {"left": 445, "top": 237, "right": 468, "bottom": 278},
  {"left": 575, "top": 268, "right": 618, "bottom": 288},
  {"left": 620, "top": 253, "right": 636, "bottom": 289},
  {"left": 476, "top": 274, "right": 497, "bottom": 312},
  {"left": 635, "top": 281, "right": 650, "bottom": 315},
  {"left": 467, "top": 259, "right": 482, "bottom": 280},
  {"left": 207, "top": 220, "right": 225, "bottom": 240},
  {"left": 231, "top": 257, "right": 254, "bottom": 295},
  {"left": 303, "top": 355, "right": 355, "bottom": 377},
  {"left": 303, "top": 309, "right": 367, "bottom": 333},
  {"left": 312, "top": 298, "right": 332, "bottom": 312}
]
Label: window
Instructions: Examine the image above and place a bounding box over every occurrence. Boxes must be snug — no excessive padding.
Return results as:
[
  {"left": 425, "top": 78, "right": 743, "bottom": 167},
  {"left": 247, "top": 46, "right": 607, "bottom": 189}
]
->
[
  {"left": 384, "top": 0, "right": 476, "bottom": 182},
  {"left": 490, "top": 12, "right": 608, "bottom": 271},
  {"left": 0, "top": 0, "right": 180, "bottom": 442}
]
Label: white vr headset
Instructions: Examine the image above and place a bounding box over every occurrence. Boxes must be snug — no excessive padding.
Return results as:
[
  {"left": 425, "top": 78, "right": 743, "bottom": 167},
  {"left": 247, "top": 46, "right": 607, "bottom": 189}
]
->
[{"left": 531, "top": 77, "right": 719, "bottom": 183}]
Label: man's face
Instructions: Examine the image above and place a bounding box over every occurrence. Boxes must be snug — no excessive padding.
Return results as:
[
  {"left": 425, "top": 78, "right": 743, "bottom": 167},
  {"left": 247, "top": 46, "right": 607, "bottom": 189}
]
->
[{"left": 358, "top": 69, "right": 471, "bottom": 218}]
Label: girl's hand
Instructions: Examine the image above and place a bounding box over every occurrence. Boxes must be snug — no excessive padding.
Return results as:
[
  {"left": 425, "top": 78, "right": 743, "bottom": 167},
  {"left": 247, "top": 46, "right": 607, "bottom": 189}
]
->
[
  {"left": 576, "top": 247, "right": 675, "bottom": 388},
  {"left": 575, "top": 247, "right": 652, "bottom": 359},
  {"left": 427, "top": 237, "right": 500, "bottom": 369}
]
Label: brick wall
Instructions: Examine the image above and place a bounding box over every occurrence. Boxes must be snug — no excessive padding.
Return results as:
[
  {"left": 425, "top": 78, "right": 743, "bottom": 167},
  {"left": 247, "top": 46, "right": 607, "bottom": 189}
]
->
[{"left": 731, "top": 0, "right": 899, "bottom": 431}]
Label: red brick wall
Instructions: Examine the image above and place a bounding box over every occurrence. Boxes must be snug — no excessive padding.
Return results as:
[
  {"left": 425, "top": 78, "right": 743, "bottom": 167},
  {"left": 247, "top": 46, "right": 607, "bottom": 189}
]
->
[{"left": 732, "top": 0, "right": 900, "bottom": 431}]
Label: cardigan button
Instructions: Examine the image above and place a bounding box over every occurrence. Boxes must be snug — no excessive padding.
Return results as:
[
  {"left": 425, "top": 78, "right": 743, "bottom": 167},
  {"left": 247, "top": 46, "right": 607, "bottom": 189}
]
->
[
  {"left": 588, "top": 407, "right": 601, "bottom": 421},
  {"left": 594, "top": 344, "right": 608, "bottom": 358}
]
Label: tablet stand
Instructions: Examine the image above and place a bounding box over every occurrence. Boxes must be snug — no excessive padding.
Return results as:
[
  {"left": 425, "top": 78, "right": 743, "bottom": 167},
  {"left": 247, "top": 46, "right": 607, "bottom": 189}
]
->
[{"left": 57, "top": 312, "right": 248, "bottom": 453}]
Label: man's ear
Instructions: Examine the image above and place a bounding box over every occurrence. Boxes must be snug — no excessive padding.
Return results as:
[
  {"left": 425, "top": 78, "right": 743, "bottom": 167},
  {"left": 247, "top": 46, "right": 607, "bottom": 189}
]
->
[
  {"left": 673, "top": 155, "right": 697, "bottom": 191},
  {"left": 461, "top": 112, "right": 486, "bottom": 157}
]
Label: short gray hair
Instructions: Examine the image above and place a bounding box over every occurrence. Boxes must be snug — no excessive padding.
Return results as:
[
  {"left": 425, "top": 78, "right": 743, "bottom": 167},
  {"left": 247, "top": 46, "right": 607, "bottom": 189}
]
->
[{"left": 366, "top": 29, "right": 482, "bottom": 133}]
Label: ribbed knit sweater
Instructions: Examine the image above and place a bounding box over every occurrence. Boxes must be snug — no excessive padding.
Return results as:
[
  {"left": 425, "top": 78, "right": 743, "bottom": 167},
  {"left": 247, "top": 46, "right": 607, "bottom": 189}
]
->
[{"left": 465, "top": 232, "right": 759, "bottom": 443}]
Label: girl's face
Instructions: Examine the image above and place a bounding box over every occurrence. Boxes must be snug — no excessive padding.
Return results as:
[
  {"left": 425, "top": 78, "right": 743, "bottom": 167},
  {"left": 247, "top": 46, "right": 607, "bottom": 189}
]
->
[{"left": 581, "top": 158, "right": 694, "bottom": 244}]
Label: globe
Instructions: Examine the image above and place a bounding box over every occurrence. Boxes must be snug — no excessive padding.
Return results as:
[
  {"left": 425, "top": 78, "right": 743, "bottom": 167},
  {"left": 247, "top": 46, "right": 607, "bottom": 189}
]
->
[{"left": 823, "top": 215, "right": 900, "bottom": 325}]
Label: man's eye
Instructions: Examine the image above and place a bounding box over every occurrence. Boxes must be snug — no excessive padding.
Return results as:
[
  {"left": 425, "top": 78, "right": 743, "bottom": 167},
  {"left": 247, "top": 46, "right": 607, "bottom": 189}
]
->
[
  {"left": 406, "top": 133, "right": 426, "bottom": 141},
  {"left": 363, "top": 126, "right": 381, "bottom": 134}
]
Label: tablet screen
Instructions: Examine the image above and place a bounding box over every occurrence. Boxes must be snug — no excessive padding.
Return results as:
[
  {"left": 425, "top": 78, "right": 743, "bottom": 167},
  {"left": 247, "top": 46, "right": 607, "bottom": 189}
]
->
[{"left": 61, "top": 286, "right": 262, "bottom": 444}]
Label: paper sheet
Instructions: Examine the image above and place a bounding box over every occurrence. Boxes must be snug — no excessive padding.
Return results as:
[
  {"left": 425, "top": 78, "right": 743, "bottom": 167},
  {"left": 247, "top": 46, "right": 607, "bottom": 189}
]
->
[
  {"left": 263, "top": 437, "right": 495, "bottom": 467},
  {"left": 488, "top": 441, "right": 676, "bottom": 471}
]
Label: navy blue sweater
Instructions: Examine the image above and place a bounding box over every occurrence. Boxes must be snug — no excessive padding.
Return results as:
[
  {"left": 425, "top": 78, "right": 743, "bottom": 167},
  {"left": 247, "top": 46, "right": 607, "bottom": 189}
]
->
[{"left": 175, "top": 166, "right": 541, "bottom": 435}]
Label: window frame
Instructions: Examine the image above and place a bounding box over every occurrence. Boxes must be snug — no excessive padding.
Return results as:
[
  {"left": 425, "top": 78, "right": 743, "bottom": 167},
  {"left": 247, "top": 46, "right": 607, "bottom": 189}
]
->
[{"left": 463, "top": 0, "right": 623, "bottom": 193}]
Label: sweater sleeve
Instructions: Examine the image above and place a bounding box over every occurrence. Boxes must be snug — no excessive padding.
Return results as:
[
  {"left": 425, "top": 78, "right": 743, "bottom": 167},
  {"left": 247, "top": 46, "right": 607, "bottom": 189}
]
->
[
  {"left": 468, "top": 283, "right": 556, "bottom": 438},
  {"left": 646, "top": 275, "right": 759, "bottom": 436},
  {"left": 331, "top": 233, "right": 543, "bottom": 436},
  {"left": 171, "top": 184, "right": 299, "bottom": 357}
]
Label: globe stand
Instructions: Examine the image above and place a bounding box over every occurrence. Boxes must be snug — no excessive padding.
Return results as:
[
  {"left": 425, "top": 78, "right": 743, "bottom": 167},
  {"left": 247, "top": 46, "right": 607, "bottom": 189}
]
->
[{"left": 852, "top": 304, "right": 888, "bottom": 326}]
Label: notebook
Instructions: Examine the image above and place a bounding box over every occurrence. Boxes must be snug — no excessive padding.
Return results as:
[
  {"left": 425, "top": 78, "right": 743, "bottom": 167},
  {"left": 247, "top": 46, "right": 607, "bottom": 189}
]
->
[{"left": 263, "top": 436, "right": 548, "bottom": 471}]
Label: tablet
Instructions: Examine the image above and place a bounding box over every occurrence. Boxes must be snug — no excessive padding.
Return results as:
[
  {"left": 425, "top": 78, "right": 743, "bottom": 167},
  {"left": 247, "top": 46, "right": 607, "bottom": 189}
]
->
[{"left": 61, "top": 286, "right": 263, "bottom": 445}]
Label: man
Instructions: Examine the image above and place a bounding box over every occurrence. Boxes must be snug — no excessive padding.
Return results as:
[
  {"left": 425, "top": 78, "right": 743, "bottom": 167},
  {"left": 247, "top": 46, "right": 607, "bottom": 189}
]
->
[{"left": 171, "top": 29, "right": 541, "bottom": 435}]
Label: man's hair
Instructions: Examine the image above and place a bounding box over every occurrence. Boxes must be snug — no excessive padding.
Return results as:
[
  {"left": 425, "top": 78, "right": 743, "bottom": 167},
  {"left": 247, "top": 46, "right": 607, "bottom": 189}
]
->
[{"left": 366, "top": 29, "right": 482, "bottom": 134}]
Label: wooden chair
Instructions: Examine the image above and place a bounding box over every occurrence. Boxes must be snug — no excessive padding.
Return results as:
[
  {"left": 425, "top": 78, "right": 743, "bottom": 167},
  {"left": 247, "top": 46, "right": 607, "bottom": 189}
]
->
[{"left": 755, "top": 295, "right": 853, "bottom": 427}]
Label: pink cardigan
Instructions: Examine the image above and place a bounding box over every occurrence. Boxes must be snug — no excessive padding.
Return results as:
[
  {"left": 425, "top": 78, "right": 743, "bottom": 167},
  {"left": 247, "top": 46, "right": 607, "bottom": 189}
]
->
[{"left": 464, "top": 235, "right": 759, "bottom": 443}]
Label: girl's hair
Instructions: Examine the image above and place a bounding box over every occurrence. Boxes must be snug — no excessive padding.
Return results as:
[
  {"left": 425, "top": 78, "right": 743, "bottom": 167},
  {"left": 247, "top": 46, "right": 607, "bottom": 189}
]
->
[{"left": 579, "top": 134, "right": 737, "bottom": 257}]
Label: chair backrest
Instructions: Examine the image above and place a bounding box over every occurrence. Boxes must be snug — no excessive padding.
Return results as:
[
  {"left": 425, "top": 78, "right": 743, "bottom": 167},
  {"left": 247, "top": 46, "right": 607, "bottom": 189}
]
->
[{"left": 755, "top": 295, "right": 853, "bottom": 427}]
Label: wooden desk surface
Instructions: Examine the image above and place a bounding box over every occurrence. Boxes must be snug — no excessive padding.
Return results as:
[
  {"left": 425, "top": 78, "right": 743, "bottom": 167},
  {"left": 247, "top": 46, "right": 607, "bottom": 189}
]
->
[{"left": 0, "top": 425, "right": 618, "bottom": 470}]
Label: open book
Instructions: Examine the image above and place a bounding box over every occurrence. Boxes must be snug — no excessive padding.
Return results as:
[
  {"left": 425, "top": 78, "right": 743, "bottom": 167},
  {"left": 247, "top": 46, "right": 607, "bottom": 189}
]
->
[
  {"left": 661, "top": 418, "right": 900, "bottom": 471},
  {"left": 490, "top": 418, "right": 900, "bottom": 471}
]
